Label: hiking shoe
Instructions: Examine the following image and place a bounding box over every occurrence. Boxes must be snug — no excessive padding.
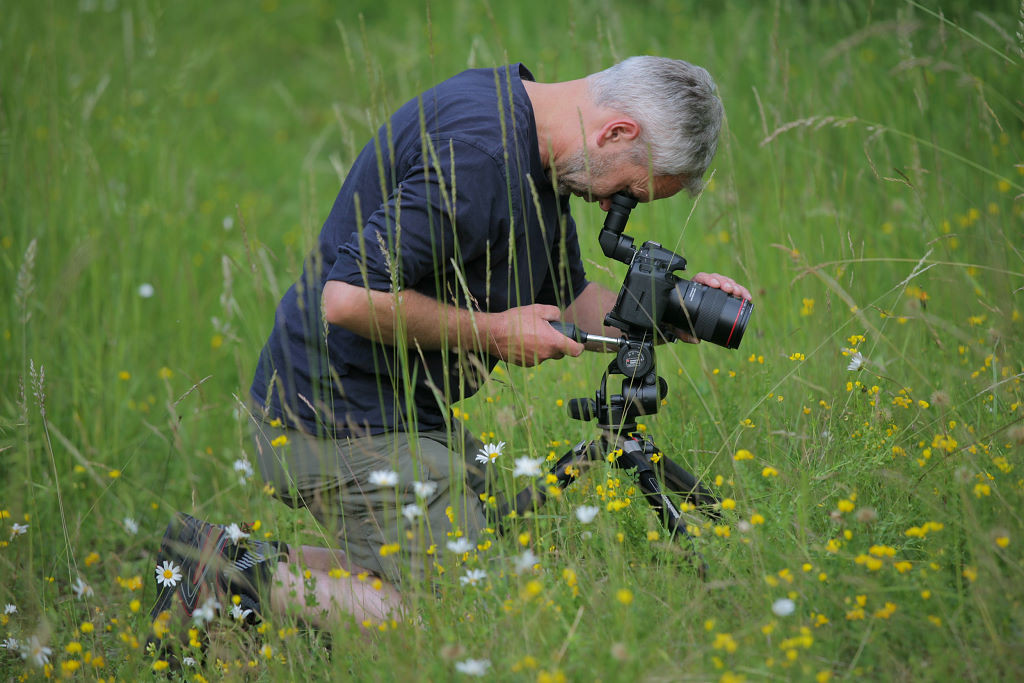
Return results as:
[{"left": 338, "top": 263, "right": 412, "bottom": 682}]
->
[{"left": 148, "top": 512, "right": 288, "bottom": 654}]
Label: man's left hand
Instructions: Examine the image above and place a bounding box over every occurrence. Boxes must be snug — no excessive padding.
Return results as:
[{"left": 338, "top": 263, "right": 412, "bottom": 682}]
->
[{"left": 674, "top": 272, "right": 752, "bottom": 344}]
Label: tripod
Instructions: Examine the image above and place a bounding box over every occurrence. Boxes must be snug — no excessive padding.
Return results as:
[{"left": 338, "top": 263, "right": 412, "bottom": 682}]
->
[{"left": 500, "top": 325, "right": 721, "bottom": 576}]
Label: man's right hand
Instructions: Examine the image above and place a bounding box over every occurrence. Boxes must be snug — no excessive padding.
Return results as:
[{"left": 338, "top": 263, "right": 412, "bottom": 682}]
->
[{"left": 488, "top": 304, "right": 584, "bottom": 367}]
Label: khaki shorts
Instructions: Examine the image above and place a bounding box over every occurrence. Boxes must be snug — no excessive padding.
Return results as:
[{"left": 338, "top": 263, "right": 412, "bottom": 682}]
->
[{"left": 249, "top": 417, "right": 489, "bottom": 585}]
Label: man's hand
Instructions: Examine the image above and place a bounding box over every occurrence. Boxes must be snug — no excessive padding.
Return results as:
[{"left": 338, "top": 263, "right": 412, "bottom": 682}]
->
[
  {"left": 489, "top": 304, "right": 584, "bottom": 367},
  {"left": 674, "top": 272, "right": 752, "bottom": 344}
]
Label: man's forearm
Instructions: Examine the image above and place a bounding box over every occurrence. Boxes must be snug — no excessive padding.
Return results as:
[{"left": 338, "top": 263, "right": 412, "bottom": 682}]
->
[
  {"left": 321, "top": 280, "right": 583, "bottom": 366},
  {"left": 562, "top": 282, "right": 621, "bottom": 338},
  {"left": 323, "top": 281, "right": 492, "bottom": 354}
]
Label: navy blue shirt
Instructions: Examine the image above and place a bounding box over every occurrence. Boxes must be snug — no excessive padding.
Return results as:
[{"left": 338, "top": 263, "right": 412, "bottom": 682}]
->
[{"left": 250, "top": 64, "right": 589, "bottom": 438}]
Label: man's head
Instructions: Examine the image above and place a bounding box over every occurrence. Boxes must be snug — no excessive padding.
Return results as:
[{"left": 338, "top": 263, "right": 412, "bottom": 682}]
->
[{"left": 554, "top": 56, "right": 723, "bottom": 203}]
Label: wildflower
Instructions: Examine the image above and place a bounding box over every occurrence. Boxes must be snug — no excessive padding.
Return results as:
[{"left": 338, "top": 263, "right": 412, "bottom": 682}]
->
[
  {"left": 460, "top": 569, "right": 487, "bottom": 586},
  {"left": 10, "top": 522, "right": 28, "bottom": 537},
  {"left": 762, "top": 466, "right": 779, "bottom": 478},
  {"left": 402, "top": 503, "right": 423, "bottom": 522},
  {"left": 772, "top": 598, "right": 796, "bottom": 616},
  {"left": 193, "top": 596, "right": 220, "bottom": 625},
  {"left": 368, "top": 470, "right": 399, "bottom": 487},
  {"left": 230, "top": 604, "right": 253, "bottom": 621},
  {"left": 413, "top": 480, "right": 438, "bottom": 499},
  {"left": 155, "top": 561, "right": 182, "bottom": 588},
  {"left": 21, "top": 635, "right": 52, "bottom": 667},
  {"left": 616, "top": 588, "right": 634, "bottom": 605},
  {"left": 232, "top": 458, "right": 254, "bottom": 482},
  {"left": 474, "top": 441, "right": 506, "bottom": 464},
  {"left": 270, "top": 434, "right": 288, "bottom": 447},
  {"left": 138, "top": 283, "right": 155, "bottom": 298},
  {"left": 4, "top": 604, "right": 16, "bottom": 615},
  {"left": 514, "top": 549, "right": 539, "bottom": 573},
  {"left": 225, "top": 523, "right": 249, "bottom": 544},
  {"left": 72, "top": 576, "right": 94, "bottom": 599},
  {"left": 720, "top": 498, "right": 736, "bottom": 511},
  {"left": 182, "top": 656, "right": 197, "bottom": 667},
  {"left": 447, "top": 537, "right": 473, "bottom": 554},
  {"left": 2, "top": 637, "right": 20, "bottom": 650},
  {"left": 733, "top": 449, "right": 754, "bottom": 461},
  {"left": 846, "top": 351, "right": 865, "bottom": 371},
  {"left": 454, "top": 658, "right": 491, "bottom": 676},
  {"left": 575, "top": 505, "right": 599, "bottom": 524},
  {"left": 122, "top": 517, "right": 139, "bottom": 535},
  {"left": 789, "top": 352, "right": 805, "bottom": 361},
  {"left": 512, "top": 457, "right": 544, "bottom": 478}
]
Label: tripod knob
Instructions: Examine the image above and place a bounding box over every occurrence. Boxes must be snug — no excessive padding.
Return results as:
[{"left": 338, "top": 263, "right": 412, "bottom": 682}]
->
[{"left": 567, "top": 398, "right": 597, "bottom": 421}]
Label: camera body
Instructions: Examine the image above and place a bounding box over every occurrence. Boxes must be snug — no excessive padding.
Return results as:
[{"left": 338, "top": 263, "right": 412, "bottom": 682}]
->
[{"left": 599, "top": 194, "right": 752, "bottom": 349}]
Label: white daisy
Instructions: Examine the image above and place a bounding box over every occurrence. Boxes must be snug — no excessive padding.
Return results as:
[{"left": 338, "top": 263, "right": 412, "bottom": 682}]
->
[
  {"left": 512, "top": 456, "right": 544, "bottom": 478},
  {"left": 182, "top": 656, "right": 197, "bottom": 667},
  {"left": 3, "top": 604, "right": 16, "bottom": 614},
  {"left": 155, "top": 560, "right": 182, "bottom": 588},
  {"left": 21, "top": 636, "right": 51, "bottom": 667},
  {"left": 193, "top": 596, "right": 220, "bottom": 626},
  {"left": 846, "top": 351, "right": 866, "bottom": 371},
  {"left": 123, "top": 517, "right": 139, "bottom": 535},
  {"left": 459, "top": 569, "right": 487, "bottom": 586},
  {"left": 225, "top": 523, "right": 249, "bottom": 544},
  {"left": 413, "top": 480, "right": 438, "bottom": 499},
  {"left": 772, "top": 597, "right": 796, "bottom": 617},
  {"left": 575, "top": 505, "right": 600, "bottom": 524},
  {"left": 402, "top": 503, "right": 424, "bottom": 522},
  {"left": 514, "top": 549, "right": 539, "bottom": 574},
  {"left": 1, "top": 637, "right": 20, "bottom": 650},
  {"left": 454, "top": 658, "right": 491, "bottom": 676},
  {"left": 368, "top": 469, "right": 399, "bottom": 487},
  {"left": 10, "top": 523, "right": 28, "bottom": 538},
  {"left": 72, "top": 576, "right": 93, "bottom": 599},
  {"left": 446, "top": 537, "right": 473, "bottom": 554},
  {"left": 230, "top": 604, "right": 253, "bottom": 621},
  {"left": 474, "top": 441, "right": 506, "bottom": 465},
  {"left": 233, "top": 458, "right": 254, "bottom": 483}
]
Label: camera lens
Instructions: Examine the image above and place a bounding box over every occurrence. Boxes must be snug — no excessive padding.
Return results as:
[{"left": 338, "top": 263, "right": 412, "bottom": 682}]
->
[{"left": 667, "top": 280, "right": 753, "bottom": 349}]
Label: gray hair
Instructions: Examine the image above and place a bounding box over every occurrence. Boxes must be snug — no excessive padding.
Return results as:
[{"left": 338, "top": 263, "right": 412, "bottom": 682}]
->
[{"left": 587, "top": 56, "right": 723, "bottom": 196}]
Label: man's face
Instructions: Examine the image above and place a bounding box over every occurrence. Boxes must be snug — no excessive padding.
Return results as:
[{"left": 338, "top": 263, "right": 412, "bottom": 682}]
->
[{"left": 554, "top": 144, "right": 684, "bottom": 210}]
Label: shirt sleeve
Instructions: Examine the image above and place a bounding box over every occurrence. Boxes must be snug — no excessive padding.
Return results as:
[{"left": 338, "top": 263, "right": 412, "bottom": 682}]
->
[
  {"left": 326, "top": 139, "right": 503, "bottom": 293},
  {"left": 534, "top": 212, "right": 590, "bottom": 308}
]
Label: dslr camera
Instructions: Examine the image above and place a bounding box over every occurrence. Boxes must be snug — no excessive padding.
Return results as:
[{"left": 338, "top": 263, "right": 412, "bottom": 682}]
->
[{"left": 599, "top": 193, "right": 752, "bottom": 348}]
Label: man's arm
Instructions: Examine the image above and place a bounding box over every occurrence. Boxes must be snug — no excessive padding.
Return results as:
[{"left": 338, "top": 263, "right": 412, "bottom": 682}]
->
[{"left": 322, "top": 281, "right": 584, "bottom": 367}]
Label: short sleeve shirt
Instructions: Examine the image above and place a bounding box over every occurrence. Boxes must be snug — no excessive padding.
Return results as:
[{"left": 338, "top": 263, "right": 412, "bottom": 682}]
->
[{"left": 250, "top": 64, "right": 589, "bottom": 438}]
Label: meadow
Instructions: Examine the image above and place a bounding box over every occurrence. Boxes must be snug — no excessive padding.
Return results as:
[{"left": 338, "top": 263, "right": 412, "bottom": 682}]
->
[{"left": 2, "top": 0, "right": 1023, "bottom": 680}]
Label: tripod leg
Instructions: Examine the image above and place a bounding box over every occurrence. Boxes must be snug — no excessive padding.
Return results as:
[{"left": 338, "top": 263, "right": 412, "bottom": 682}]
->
[{"left": 614, "top": 438, "right": 710, "bottom": 578}]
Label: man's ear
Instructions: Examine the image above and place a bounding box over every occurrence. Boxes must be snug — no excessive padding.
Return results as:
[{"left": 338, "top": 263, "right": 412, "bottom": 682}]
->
[{"left": 595, "top": 118, "right": 640, "bottom": 147}]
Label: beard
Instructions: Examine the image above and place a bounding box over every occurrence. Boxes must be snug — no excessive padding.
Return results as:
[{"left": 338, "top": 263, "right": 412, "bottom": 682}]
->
[{"left": 551, "top": 146, "right": 614, "bottom": 198}]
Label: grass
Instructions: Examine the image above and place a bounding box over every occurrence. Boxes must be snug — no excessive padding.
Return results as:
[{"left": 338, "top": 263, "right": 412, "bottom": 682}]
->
[{"left": 2, "top": 0, "right": 1023, "bottom": 680}]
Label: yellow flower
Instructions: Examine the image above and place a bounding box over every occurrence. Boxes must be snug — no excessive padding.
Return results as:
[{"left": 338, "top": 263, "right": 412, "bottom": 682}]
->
[
  {"left": 995, "top": 535, "right": 1010, "bottom": 548},
  {"left": 118, "top": 371, "right": 131, "bottom": 381},
  {"left": 720, "top": 498, "right": 736, "bottom": 510},
  {"left": 270, "top": 434, "right": 288, "bottom": 447},
  {"left": 158, "top": 366, "right": 173, "bottom": 380},
  {"left": 733, "top": 449, "right": 753, "bottom": 461},
  {"left": 762, "top": 466, "right": 779, "bottom": 478},
  {"left": 153, "top": 660, "right": 170, "bottom": 671},
  {"left": 750, "top": 513, "right": 765, "bottom": 525},
  {"left": 616, "top": 588, "right": 634, "bottom": 605}
]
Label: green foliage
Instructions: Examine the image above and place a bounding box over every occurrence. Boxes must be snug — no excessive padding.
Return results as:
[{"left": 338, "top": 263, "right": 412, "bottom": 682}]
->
[{"left": 1, "top": 0, "right": 1022, "bottom": 680}]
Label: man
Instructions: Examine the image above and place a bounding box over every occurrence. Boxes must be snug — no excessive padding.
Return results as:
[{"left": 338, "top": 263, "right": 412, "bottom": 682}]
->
[{"left": 150, "top": 56, "right": 751, "bottom": 640}]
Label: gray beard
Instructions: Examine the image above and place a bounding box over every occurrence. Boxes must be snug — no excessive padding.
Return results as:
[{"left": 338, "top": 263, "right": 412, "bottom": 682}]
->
[{"left": 551, "top": 147, "right": 612, "bottom": 198}]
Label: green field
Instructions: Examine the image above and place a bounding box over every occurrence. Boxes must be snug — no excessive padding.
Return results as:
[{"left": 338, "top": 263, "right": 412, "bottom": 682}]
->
[{"left": 2, "top": 0, "right": 1023, "bottom": 680}]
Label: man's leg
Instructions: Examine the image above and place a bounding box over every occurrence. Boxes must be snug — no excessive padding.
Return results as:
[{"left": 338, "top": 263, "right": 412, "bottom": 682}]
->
[{"left": 251, "top": 417, "right": 490, "bottom": 620}]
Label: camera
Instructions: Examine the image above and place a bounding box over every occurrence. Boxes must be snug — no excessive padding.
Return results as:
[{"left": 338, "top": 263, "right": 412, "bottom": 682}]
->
[{"left": 599, "top": 193, "right": 752, "bottom": 348}]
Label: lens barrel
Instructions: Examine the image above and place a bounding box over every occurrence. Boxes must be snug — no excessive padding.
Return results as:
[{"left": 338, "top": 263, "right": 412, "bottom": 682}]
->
[{"left": 667, "top": 280, "right": 753, "bottom": 349}]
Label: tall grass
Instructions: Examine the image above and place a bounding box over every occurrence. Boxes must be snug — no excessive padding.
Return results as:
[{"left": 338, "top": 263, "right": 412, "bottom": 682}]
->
[{"left": 2, "top": 0, "right": 1022, "bottom": 680}]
